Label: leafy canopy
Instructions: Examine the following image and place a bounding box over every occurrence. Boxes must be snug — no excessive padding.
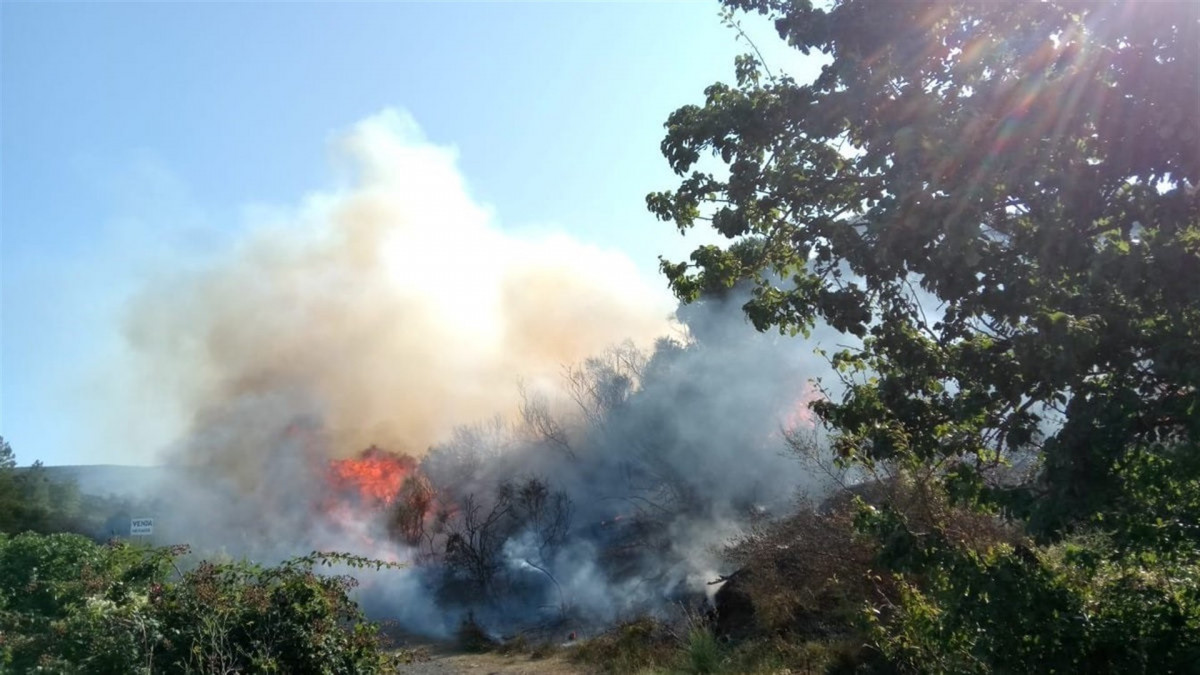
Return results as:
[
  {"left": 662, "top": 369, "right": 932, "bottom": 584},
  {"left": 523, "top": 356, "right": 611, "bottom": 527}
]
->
[
  {"left": 653, "top": 2, "right": 1200, "bottom": 670},
  {"left": 650, "top": 0, "right": 1199, "bottom": 533}
]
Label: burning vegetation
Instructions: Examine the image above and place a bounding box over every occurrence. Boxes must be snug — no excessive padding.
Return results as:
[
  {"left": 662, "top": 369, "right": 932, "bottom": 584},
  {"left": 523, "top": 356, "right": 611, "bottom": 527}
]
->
[
  {"left": 142, "top": 288, "right": 837, "bottom": 640},
  {"left": 102, "top": 102, "right": 846, "bottom": 643},
  {"left": 327, "top": 447, "right": 419, "bottom": 507}
]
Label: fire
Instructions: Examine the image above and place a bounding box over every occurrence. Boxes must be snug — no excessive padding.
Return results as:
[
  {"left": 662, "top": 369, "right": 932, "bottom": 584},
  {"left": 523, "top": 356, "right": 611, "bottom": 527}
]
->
[
  {"left": 782, "top": 381, "right": 823, "bottom": 431},
  {"left": 319, "top": 444, "right": 448, "bottom": 559},
  {"left": 327, "top": 445, "right": 418, "bottom": 506},
  {"left": 317, "top": 445, "right": 432, "bottom": 559}
]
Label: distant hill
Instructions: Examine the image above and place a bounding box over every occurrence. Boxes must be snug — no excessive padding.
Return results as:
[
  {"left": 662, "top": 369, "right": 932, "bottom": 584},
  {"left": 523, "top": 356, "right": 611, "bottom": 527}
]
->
[{"left": 34, "top": 465, "right": 182, "bottom": 499}]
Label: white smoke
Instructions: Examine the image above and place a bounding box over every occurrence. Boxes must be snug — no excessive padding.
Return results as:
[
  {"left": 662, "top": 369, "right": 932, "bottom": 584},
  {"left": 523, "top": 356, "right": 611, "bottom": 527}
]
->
[{"left": 124, "top": 108, "right": 676, "bottom": 474}]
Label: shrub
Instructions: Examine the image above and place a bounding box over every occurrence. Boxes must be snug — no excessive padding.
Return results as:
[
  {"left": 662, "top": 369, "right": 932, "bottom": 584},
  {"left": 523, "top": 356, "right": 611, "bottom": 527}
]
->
[
  {"left": 0, "top": 533, "right": 400, "bottom": 674},
  {"left": 0, "top": 532, "right": 175, "bottom": 673},
  {"left": 722, "top": 503, "right": 876, "bottom": 638},
  {"left": 152, "top": 552, "right": 398, "bottom": 674},
  {"left": 680, "top": 624, "right": 722, "bottom": 674},
  {"left": 571, "top": 617, "right": 677, "bottom": 674},
  {"left": 862, "top": 516, "right": 1200, "bottom": 674}
]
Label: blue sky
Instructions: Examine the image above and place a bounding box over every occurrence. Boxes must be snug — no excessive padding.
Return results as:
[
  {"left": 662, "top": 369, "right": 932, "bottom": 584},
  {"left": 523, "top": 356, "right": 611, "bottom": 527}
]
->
[{"left": 2, "top": 1, "right": 819, "bottom": 466}]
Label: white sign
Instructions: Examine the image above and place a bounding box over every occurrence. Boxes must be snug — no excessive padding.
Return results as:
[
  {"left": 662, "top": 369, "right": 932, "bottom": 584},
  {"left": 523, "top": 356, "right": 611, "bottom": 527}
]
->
[{"left": 130, "top": 518, "right": 154, "bottom": 536}]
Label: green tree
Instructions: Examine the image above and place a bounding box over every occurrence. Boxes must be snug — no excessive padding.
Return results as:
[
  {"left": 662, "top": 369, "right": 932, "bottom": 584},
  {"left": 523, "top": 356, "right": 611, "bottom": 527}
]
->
[
  {"left": 0, "top": 436, "right": 123, "bottom": 537},
  {"left": 0, "top": 437, "right": 20, "bottom": 533},
  {"left": 651, "top": 0, "right": 1199, "bottom": 535},
  {"left": 652, "top": 0, "right": 1200, "bottom": 670},
  {"left": 0, "top": 438, "right": 14, "bottom": 471}
]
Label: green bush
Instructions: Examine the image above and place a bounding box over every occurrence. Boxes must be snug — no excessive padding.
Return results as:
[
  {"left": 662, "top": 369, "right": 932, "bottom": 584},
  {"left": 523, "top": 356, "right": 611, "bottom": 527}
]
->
[
  {"left": 0, "top": 532, "right": 175, "bottom": 673},
  {"left": 861, "top": 516, "right": 1200, "bottom": 674},
  {"left": 680, "top": 625, "right": 722, "bottom": 674},
  {"left": 0, "top": 532, "right": 400, "bottom": 674}
]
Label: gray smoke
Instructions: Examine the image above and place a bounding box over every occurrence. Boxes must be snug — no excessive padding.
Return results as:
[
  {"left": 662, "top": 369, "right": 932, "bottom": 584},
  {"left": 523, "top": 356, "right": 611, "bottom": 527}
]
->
[{"left": 392, "top": 289, "right": 840, "bottom": 634}]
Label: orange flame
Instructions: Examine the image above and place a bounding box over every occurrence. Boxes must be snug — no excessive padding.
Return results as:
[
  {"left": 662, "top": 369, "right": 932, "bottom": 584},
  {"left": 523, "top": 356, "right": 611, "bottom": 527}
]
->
[
  {"left": 321, "top": 445, "right": 446, "bottom": 559},
  {"left": 783, "top": 381, "right": 823, "bottom": 431},
  {"left": 327, "top": 445, "right": 418, "bottom": 506}
]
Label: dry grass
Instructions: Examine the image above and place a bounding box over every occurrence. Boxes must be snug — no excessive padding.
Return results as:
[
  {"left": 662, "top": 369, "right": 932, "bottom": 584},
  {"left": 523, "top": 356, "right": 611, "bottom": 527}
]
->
[
  {"left": 722, "top": 502, "right": 877, "bottom": 638},
  {"left": 723, "top": 468, "right": 1024, "bottom": 640},
  {"left": 570, "top": 617, "right": 678, "bottom": 674},
  {"left": 570, "top": 616, "right": 876, "bottom": 675}
]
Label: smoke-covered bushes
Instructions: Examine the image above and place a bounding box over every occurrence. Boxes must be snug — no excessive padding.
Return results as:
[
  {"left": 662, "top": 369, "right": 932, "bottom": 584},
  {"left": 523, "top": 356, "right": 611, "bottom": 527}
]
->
[
  {"left": 440, "top": 477, "right": 573, "bottom": 602},
  {"left": 0, "top": 532, "right": 400, "bottom": 674},
  {"left": 390, "top": 292, "right": 836, "bottom": 631}
]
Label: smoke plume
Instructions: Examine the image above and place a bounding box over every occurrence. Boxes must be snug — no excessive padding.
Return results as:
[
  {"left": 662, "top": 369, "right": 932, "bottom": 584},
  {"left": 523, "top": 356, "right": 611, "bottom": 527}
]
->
[
  {"left": 125, "top": 109, "right": 674, "bottom": 473},
  {"left": 116, "top": 109, "right": 843, "bottom": 639}
]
